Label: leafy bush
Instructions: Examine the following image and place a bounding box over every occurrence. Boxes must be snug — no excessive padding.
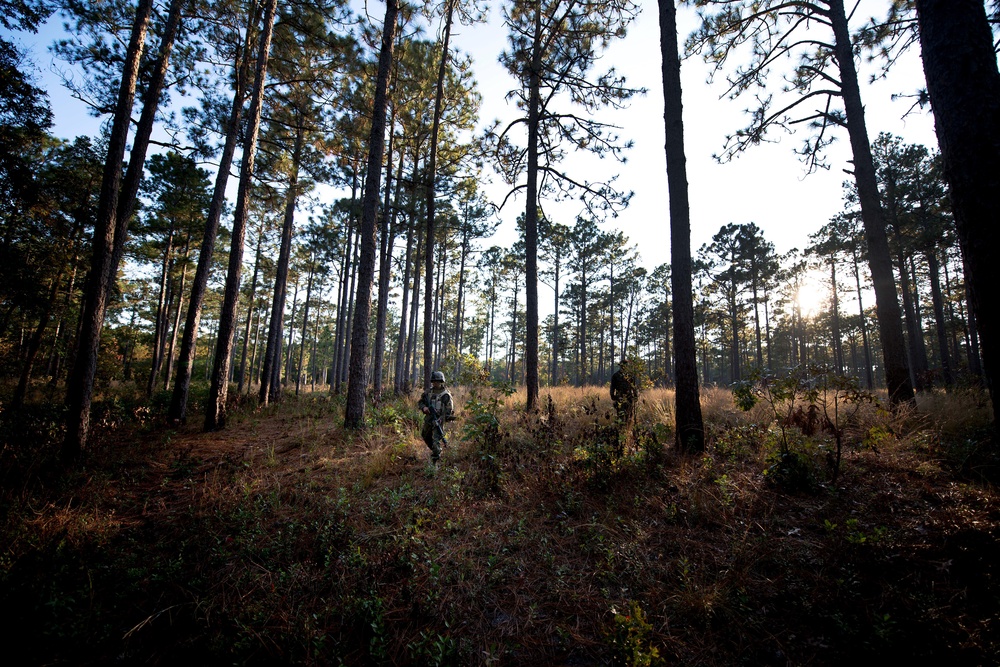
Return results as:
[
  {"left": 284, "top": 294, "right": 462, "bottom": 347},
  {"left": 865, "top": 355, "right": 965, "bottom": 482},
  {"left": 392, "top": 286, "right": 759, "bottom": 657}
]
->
[
  {"left": 734, "top": 364, "right": 878, "bottom": 482},
  {"left": 408, "top": 624, "right": 459, "bottom": 666},
  {"left": 764, "top": 449, "right": 819, "bottom": 493},
  {"left": 462, "top": 380, "right": 514, "bottom": 495},
  {"left": 608, "top": 600, "right": 662, "bottom": 667}
]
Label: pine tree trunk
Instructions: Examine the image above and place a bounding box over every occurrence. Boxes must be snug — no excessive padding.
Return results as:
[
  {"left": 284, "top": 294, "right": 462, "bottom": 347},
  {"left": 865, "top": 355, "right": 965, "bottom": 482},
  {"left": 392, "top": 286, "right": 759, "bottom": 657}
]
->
[
  {"left": 454, "top": 229, "right": 470, "bottom": 362},
  {"left": 764, "top": 292, "right": 771, "bottom": 372},
  {"left": 407, "top": 227, "right": 424, "bottom": 389},
  {"left": 728, "top": 271, "right": 740, "bottom": 383},
  {"left": 170, "top": 2, "right": 258, "bottom": 422},
  {"left": 942, "top": 256, "right": 963, "bottom": 375},
  {"left": 578, "top": 269, "right": 588, "bottom": 386},
  {"left": 909, "top": 254, "right": 931, "bottom": 381},
  {"left": 423, "top": 0, "right": 455, "bottom": 392},
  {"left": 966, "top": 283, "right": 984, "bottom": 379},
  {"left": 659, "top": 0, "right": 704, "bottom": 452},
  {"left": 237, "top": 221, "right": 265, "bottom": 395},
  {"left": 296, "top": 258, "right": 315, "bottom": 396},
  {"left": 341, "top": 220, "right": 360, "bottom": 387},
  {"left": 394, "top": 204, "right": 415, "bottom": 394},
  {"left": 830, "top": 259, "right": 844, "bottom": 373},
  {"left": 894, "top": 243, "right": 925, "bottom": 390},
  {"left": 248, "top": 307, "right": 262, "bottom": 387},
  {"left": 46, "top": 248, "right": 81, "bottom": 384},
  {"left": 331, "top": 185, "right": 356, "bottom": 394},
  {"left": 148, "top": 221, "right": 176, "bottom": 396},
  {"left": 260, "top": 125, "right": 304, "bottom": 406},
  {"left": 508, "top": 281, "right": 520, "bottom": 383},
  {"left": 344, "top": 0, "right": 399, "bottom": 428},
  {"left": 852, "top": 245, "right": 875, "bottom": 389},
  {"left": 926, "top": 249, "right": 953, "bottom": 387},
  {"left": 551, "top": 255, "right": 560, "bottom": 385},
  {"left": 63, "top": 0, "right": 155, "bottom": 460},
  {"left": 487, "top": 285, "right": 496, "bottom": 374},
  {"left": 283, "top": 277, "right": 299, "bottom": 388},
  {"left": 829, "top": 0, "right": 913, "bottom": 405},
  {"left": 751, "top": 273, "right": 763, "bottom": 369},
  {"left": 13, "top": 276, "right": 61, "bottom": 408},
  {"left": 163, "top": 236, "right": 189, "bottom": 390},
  {"left": 205, "top": 0, "right": 277, "bottom": 430},
  {"left": 916, "top": 0, "right": 999, "bottom": 420},
  {"left": 373, "top": 117, "right": 401, "bottom": 400},
  {"left": 434, "top": 242, "right": 446, "bottom": 370},
  {"left": 958, "top": 255, "right": 984, "bottom": 380},
  {"left": 524, "top": 2, "right": 542, "bottom": 405}
]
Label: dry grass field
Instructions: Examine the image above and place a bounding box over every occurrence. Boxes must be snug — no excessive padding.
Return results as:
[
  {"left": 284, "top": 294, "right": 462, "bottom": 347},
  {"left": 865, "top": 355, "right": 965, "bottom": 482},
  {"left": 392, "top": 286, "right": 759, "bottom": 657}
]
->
[{"left": 0, "top": 381, "right": 997, "bottom": 665}]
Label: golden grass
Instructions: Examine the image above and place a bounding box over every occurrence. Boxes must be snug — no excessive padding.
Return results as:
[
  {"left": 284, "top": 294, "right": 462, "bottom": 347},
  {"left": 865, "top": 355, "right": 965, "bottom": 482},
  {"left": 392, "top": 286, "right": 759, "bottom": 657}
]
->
[
  {"left": 914, "top": 387, "right": 994, "bottom": 437},
  {"left": 2, "top": 383, "right": 997, "bottom": 665}
]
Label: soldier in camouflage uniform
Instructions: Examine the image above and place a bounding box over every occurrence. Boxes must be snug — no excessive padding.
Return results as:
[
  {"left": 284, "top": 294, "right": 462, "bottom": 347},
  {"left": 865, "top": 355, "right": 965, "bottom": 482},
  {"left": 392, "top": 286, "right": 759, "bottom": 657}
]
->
[
  {"left": 610, "top": 363, "right": 638, "bottom": 428},
  {"left": 418, "top": 371, "right": 454, "bottom": 464}
]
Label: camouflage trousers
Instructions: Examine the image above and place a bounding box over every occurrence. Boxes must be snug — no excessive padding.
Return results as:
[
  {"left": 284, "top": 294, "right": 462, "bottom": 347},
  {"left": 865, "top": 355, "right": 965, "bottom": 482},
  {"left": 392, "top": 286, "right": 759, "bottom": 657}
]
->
[
  {"left": 422, "top": 418, "right": 446, "bottom": 462},
  {"left": 614, "top": 400, "right": 635, "bottom": 428}
]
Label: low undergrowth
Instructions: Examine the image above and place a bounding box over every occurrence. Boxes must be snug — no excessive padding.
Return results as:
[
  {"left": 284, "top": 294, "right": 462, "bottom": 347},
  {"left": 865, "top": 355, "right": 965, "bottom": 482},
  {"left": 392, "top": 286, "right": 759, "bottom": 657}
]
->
[{"left": 0, "top": 381, "right": 997, "bottom": 665}]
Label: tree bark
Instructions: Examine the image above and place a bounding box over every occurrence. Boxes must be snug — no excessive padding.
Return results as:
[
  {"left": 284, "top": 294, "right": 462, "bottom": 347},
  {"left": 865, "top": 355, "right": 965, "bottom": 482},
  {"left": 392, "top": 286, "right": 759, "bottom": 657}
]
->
[
  {"left": 851, "top": 244, "right": 875, "bottom": 390},
  {"left": 282, "top": 277, "right": 299, "bottom": 388},
  {"left": 331, "top": 178, "right": 356, "bottom": 394},
  {"left": 148, "top": 219, "right": 176, "bottom": 396},
  {"left": 926, "top": 249, "right": 953, "bottom": 387},
  {"left": 659, "top": 0, "right": 704, "bottom": 452},
  {"left": 829, "top": 0, "right": 914, "bottom": 405},
  {"left": 423, "top": 0, "right": 455, "bottom": 393},
  {"left": 260, "top": 124, "right": 304, "bottom": 406},
  {"left": 344, "top": 0, "right": 398, "bottom": 428},
  {"left": 170, "top": 2, "right": 258, "bottom": 422},
  {"left": 394, "top": 188, "right": 416, "bottom": 394},
  {"left": 962, "top": 260, "right": 984, "bottom": 380},
  {"left": 454, "top": 226, "right": 470, "bottom": 362},
  {"left": 727, "top": 265, "right": 740, "bottom": 383},
  {"left": 164, "top": 234, "right": 190, "bottom": 390},
  {"left": 915, "top": 0, "right": 999, "bottom": 421},
  {"left": 63, "top": 0, "right": 154, "bottom": 460},
  {"left": 523, "top": 1, "right": 542, "bottom": 409},
  {"left": 205, "top": 0, "right": 277, "bottom": 430},
  {"left": 295, "top": 256, "right": 315, "bottom": 395},
  {"left": 751, "top": 272, "right": 762, "bottom": 369},
  {"left": 551, "top": 249, "right": 561, "bottom": 386},
  {"left": 237, "top": 220, "right": 265, "bottom": 395},
  {"left": 893, "top": 241, "right": 925, "bottom": 390},
  {"left": 829, "top": 259, "right": 844, "bottom": 373},
  {"left": 407, "top": 226, "right": 424, "bottom": 389},
  {"left": 373, "top": 116, "right": 399, "bottom": 400},
  {"left": 434, "top": 239, "right": 446, "bottom": 370}
]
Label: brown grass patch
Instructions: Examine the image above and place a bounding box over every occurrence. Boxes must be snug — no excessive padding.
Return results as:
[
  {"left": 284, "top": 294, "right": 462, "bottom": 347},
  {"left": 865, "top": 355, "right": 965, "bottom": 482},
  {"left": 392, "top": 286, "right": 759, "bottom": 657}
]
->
[{"left": 1, "top": 385, "right": 997, "bottom": 665}]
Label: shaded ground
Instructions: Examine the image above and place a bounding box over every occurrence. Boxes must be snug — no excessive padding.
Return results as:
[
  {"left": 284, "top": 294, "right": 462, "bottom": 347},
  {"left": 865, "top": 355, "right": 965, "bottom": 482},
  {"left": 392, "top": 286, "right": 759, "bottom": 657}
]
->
[{"left": 1, "top": 387, "right": 998, "bottom": 665}]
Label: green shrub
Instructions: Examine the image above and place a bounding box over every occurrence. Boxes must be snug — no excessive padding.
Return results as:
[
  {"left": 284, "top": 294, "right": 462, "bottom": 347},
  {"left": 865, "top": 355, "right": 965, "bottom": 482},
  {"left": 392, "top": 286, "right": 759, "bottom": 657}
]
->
[{"left": 608, "top": 600, "right": 662, "bottom": 667}]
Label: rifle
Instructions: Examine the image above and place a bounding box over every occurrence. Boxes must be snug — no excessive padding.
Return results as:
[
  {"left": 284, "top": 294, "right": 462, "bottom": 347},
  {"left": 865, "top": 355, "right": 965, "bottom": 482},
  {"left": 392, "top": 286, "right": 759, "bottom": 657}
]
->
[{"left": 425, "top": 402, "right": 448, "bottom": 445}]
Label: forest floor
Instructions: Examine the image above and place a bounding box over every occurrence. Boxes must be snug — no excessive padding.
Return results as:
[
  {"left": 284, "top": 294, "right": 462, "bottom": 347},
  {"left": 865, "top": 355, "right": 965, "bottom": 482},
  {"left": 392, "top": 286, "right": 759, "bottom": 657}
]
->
[{"left": 1, "top": 383, "right": 998, "bottom": 665}]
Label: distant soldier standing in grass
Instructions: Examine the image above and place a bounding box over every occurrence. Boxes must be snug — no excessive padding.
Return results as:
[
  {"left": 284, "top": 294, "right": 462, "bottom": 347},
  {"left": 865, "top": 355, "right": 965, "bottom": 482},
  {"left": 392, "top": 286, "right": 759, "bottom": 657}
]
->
[
  {"left": 611, "top": 362, "right": 639, "bottom": 429},
  {"left": 419, "top": 370, "right": 454, "bottom": 465},
  {"left": 610, "top": 359, "right": 642, "bottom": 456}
]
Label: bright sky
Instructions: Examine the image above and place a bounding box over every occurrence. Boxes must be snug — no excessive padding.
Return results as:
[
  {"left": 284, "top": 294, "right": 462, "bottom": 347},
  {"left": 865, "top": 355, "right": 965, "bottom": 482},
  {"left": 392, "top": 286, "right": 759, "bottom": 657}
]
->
[
  {"left": 450, "top": 0, "right": 939, "bottom": 272},
  {"left": 8, "top": 0, "right": 938, "bottom": 286}
]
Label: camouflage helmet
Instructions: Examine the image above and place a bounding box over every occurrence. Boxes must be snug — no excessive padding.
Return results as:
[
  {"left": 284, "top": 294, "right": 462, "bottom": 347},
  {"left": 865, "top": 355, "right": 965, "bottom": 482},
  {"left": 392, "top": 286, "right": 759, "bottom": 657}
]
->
[{"left": 431, "top": 371, "right": 446, "bottom": 384}]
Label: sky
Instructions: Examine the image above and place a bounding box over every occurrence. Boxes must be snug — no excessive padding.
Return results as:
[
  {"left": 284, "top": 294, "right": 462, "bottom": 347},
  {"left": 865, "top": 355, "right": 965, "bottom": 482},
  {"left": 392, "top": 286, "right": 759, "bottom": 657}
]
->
[
  {"left": 6, "top": 0, "right": 939, "bottom": 304},
  {"left": 449, "top": 0, "right": 939, "bottom": 273}
]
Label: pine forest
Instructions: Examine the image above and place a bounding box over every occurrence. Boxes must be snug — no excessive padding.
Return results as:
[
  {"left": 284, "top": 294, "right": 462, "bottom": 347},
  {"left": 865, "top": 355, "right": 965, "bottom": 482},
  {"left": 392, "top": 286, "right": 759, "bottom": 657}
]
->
[{"left": 1, "top": 0, "right": 997, "bottom": 664}]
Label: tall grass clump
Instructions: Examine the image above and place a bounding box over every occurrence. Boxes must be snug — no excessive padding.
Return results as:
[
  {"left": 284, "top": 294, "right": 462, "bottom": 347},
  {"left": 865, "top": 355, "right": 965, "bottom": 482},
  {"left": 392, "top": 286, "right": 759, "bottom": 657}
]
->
[{"left": 913, "top": 387, "right": 996, "bottom": 480}]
